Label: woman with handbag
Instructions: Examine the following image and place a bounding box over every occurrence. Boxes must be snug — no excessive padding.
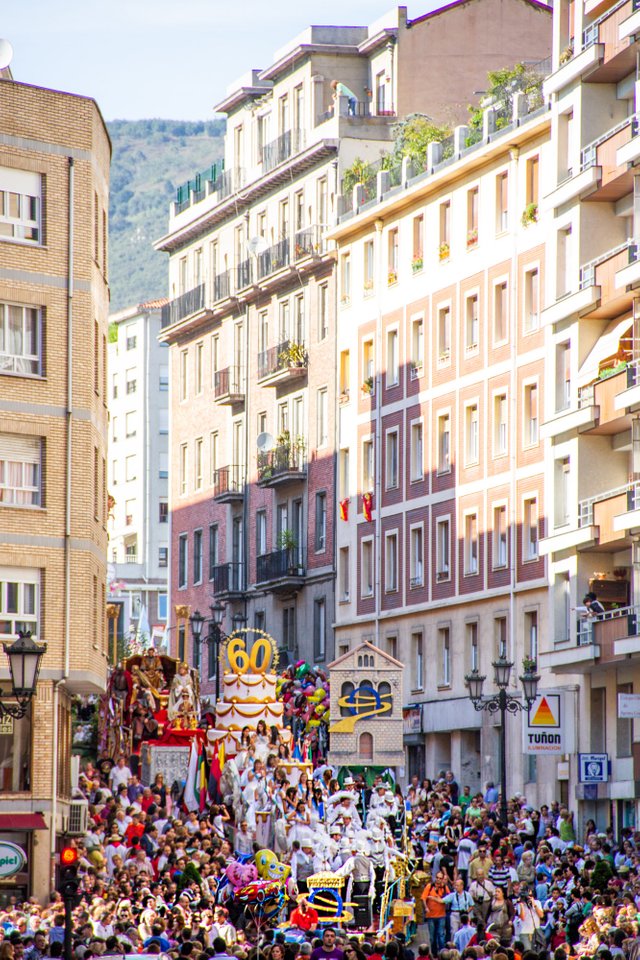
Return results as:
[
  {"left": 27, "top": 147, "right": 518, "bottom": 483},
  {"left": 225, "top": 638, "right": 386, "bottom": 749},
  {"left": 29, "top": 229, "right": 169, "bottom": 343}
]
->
[{"left": 518, "top": 892, "right": 546, "bottom": 951}]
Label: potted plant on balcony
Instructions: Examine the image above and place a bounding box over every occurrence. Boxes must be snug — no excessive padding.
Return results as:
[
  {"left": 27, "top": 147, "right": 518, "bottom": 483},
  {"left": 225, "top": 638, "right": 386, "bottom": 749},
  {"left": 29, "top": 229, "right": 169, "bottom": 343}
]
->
[
  {"left": 277, "top": 529, "right": 301, "bottom": 573},
  {"left": 467, "top": 228, "right": 478, "bottom": 247},
  {"left": 521, "top": 202, "right": 538, "bottom": 227},
  {"left": 439, "top": 242, "right": 450, "bottom": 261},
  {"left": 364, "top": 278, "right": 374, "bottom": 294},
  {"left": 412, "top": 255, "right": 423, "bottom": 273},
  {"left": 388, "top": 270, "right": 398, "bottom": 285},
  {"left": 362, "top": 375, "right": 374, "bottom": 395},
  {"left": 522, "top": 656, "right": 537, "bottom": 674}
]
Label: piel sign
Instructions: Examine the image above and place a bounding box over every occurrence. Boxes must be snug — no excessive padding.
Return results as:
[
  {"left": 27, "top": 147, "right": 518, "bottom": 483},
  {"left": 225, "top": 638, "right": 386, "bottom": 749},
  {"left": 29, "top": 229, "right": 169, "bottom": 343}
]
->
[{"left": 0, "top": 841, "right": 27, "bottom": 878}]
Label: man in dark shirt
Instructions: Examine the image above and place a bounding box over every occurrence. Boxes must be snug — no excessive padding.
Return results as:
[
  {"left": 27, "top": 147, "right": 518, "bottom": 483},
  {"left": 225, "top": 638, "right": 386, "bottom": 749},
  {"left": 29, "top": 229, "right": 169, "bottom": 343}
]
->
[{"left": 310, "top": 928, "right": 344, "bottom": 960}]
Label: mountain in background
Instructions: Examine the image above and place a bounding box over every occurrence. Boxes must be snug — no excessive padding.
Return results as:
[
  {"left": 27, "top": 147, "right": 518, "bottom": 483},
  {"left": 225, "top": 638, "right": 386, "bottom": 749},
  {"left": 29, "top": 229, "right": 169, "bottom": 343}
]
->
[{"left": 107, "top": 118, "right": 226, "bottom": 313}]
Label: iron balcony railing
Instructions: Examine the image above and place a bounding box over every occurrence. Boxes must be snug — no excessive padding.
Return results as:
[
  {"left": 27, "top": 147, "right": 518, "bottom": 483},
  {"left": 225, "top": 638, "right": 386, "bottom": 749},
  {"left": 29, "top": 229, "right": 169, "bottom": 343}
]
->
[
  {"left": 160, "top": 284, "right": 205, "bottom": 328},
  {"left": 294, "top": 226, "right": 323, "bottom": 260},
  {"left": 216, "top": 168, "right": 245, "bottom": 201},
  {"left": 213, "top": 270, "right": 231, "bottom": 302},
  {"left": 257, "top": 339, "right": 307, "bottom": 380},
  {"left": 256, "top": 548, "right": 304, "bottom": 583},
  {"left": 214, "top": 367, "right": 243, "bottom": 399},
  {"left": 257, "top": 443, "right": 306, "bottom": 483},
  {"left": 236, "top": 258, "right": 253, "bottom": 289},
  {"left": 211, "top": 562, "right": 243, "bottom": 594},
  {"left": 261, "top": 130, "right": 305, "bottom": 173},
  {"left": 213, "top": 464, "right": 244, "bottom": 498},
  {"left": 257, "top": 238, "right": 290, "bottom": 280}
]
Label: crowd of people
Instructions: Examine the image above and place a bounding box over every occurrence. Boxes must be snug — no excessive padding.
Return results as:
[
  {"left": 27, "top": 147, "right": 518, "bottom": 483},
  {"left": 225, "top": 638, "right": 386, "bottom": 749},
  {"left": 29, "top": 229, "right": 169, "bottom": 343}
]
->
[{"left": 2, "top": 743, "right": 640, "bottom": 960}]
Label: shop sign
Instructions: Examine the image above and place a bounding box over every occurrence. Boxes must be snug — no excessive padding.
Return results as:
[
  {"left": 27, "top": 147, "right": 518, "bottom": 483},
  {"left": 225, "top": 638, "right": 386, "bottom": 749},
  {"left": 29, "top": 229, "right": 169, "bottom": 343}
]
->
[
  {"left": 579, "top": 753, "right": 609, "bottom": 783},
  {"left": 0, "top": 842, "right": 27, "bottom": 879},
  {"left": 0, "top": 715, "right": 13, "bottom": 735},
  {"left": 618, "top": 693, "right": 640, "bottom": 718},
  {"left": 523, "top": 693, "right": 565, "bottom": 753},
  {"left": 403, "top": 704, "right": 423, "bottom": 735}
]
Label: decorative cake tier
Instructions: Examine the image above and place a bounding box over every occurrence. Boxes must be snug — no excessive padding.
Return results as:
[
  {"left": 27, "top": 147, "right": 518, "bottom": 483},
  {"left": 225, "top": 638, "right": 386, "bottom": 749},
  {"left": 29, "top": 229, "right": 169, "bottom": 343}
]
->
[
  {"left": 221, "top": 673, "right": 277, "bottom": 703},
  {"left": 215, "top": 700, "right": 284, "bottom": 730}
]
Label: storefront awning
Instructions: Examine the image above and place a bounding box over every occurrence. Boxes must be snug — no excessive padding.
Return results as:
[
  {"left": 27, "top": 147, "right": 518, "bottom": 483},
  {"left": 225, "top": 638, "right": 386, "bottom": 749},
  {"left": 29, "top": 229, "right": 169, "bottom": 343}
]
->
[
  {"left": 0, "top": 814, "right": 46, "bottom": 830},
  {"left": 577, "top": 316, "right": 634, "bottom": 387}
]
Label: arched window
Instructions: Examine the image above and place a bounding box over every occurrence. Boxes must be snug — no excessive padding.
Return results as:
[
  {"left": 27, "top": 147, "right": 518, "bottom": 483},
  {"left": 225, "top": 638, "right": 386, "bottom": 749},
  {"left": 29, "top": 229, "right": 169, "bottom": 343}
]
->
[
  {"left": 378, "top": 680, "right": 392, "bottom": 713},
  {"left": 357, "top": 655, "right": 363, "bottom": 667},
  {"left": 358, "top": 678, "right": 374, "bottom": 716},
  {"left": 340, "top": 681, "right": 354, "bottom": 717},
  {"left": 359, "top": 731, "right": 373, "bottom": 760}
]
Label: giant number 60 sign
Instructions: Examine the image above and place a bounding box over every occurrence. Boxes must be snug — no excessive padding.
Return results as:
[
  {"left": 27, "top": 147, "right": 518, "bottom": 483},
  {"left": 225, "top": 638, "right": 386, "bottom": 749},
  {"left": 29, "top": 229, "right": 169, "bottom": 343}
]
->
[{"left": 224, "top": 628, "right": 277, "bottom": 676}]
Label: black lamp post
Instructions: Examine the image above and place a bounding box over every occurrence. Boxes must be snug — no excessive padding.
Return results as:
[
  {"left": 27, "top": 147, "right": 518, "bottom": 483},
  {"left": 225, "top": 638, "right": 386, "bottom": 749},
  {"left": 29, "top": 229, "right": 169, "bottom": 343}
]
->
[
  {"left": 465, "top": 656, "right": 540, "bottom": 828},
  {"left": 189, "top": 603, "right": 246, "bottom": 703},
  {"left": 1, "top": 630, "right": 47, "bottom": 720}
]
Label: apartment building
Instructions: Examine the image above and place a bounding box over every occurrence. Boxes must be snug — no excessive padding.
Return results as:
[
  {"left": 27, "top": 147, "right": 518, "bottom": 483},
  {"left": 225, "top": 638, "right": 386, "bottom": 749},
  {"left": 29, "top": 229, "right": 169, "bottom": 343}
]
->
[
  {"left": 156, "top": 2, "right": 551, "bottom": 689},
  {"left": 0, "top": 78, "right": 110, "bottom": 900},
  {"left": 330, "top": 96, "right": 552, "bottom": 797},
  {"left": 539, "top": 0, "right": 640, "bottom": 829},
  {"left": 107, "top": 301, "right": 169, "bottom": 649}
]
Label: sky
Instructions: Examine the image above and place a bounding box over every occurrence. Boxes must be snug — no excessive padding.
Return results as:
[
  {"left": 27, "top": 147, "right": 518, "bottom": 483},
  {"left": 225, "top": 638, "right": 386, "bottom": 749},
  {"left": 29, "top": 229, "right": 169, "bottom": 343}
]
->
[{"left": 2, "top": 0, "right": 417, "bottom": 121}]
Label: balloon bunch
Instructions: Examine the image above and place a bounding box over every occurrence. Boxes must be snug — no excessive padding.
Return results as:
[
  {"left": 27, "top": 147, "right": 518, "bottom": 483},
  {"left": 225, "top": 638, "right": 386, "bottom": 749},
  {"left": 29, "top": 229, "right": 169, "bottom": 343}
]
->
[{"left": 277, "top": 660, "right": 330, "bottom": 750}]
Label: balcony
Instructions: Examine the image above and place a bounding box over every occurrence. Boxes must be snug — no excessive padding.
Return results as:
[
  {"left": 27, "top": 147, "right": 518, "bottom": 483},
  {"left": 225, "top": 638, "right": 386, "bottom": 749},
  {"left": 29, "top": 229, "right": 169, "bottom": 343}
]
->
[
  {"left": 257, "top": 339, "right": 308, "bottom": 385},
  {"left": 257, "top": 238, "right": 290, "bottom": 281},
  {"left": 160, "top": 283, "right": 207, "bottom": 329},
  {"left": 293, "top": 226, "right": 324, "bottom": 261},
  {"left": 577, "top": 366, "right": 633, "bottom": 434},
  {"left": 583, "top": 0, "right": 638, "bottom": 82},
  {"left": 541, "top": 605, "right": 640, "bottom": 673},
  {"left": 213, "top": 270, "right": 231, "bottom": 303},
  {"left": 256, "top": 548, "right": 305, "bottom": 593},
  {"left": 216, "top": 168, "right": 246, "bottom": 201},
  {"left": 579, "top": 240, "right": 638, "bottom": 319},
  {"left": 214, "top": 366, "right": 244, "bottom": 405},
  {"left": 236, "top": 258, "right": 253, "bottom": 291},
  {"left": 211, "top": 562, "right": 244, "bottom": 599},
  {"left": 581, "top": 114, "right": 638, "bottom": 201},
  {"left": 578, "top": 479, "right": 640, "bottom": 547},
  {"left": 213, "top": 465, "right": 244, "bottom": 502},
  {"left": 261, "top": 130, "right": 305, "bottom": 174},
  {"left": 257, "top": 443, "right": 306, "bottom": 487}
]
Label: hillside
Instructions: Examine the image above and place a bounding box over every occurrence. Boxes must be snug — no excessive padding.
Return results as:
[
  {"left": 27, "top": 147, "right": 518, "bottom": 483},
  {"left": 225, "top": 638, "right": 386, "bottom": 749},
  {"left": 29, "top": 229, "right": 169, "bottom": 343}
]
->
[{"left": 107, "top": 119, "right": 226, "bottom": 312}]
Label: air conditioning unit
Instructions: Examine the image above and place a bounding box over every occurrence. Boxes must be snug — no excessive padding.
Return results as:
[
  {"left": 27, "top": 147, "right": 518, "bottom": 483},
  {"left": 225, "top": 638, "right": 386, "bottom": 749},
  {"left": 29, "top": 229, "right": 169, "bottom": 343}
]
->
[{"left": 67, "top": 800, "right": 88, "bottom": 836}]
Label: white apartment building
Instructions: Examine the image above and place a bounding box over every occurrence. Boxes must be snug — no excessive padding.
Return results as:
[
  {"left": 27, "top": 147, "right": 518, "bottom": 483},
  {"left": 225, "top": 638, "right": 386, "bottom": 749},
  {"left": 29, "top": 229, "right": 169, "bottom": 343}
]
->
[
  {"left": 540, "top": 0, "right": 640, "bottom": 830},
  {"left": 107, "top": 300, "right": 170, "bottom": 647}
]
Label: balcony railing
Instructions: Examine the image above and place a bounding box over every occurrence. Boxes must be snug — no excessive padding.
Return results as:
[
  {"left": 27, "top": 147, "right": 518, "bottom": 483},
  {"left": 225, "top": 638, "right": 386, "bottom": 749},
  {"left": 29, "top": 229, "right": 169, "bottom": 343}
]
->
[
  {"left": 212, "top": 562, "right": 244, "bottom": 594},
  {"left": 579, "top": 239, "right": 634, "bottom": 288},
  {"left": 257, "top": 338, "right": 307, "bottom": 380},
  {"left": 214, "top": 366, "right": 243, "bottom": 401},
  {"left": 216, "top": 168, "right": 245, "bottom": 201},
  {"left": 236, "top": 258, "right": 253, "bottom": 290},
  {"left": 257, "top": 238, "right": 290, "bottom": 280},
  {"left": 125, "top": 554, "right": 138, "bottom": 564},
  {"left": 581, "top": 114, "right": 639, "bottom": 170},
  {"left": 161, "top": 284, "right": 205, "bottom": 328},
  {"left": 293, "top": 226, "right": 323, "bottom": 260},
  {"left": 257, "top": 443, "right": 306, "bottom": 484},
  {"left": 578, "top": 480, "right": 640, "bottom": 525},
  {"left": 213, "top": 464, "right": 244, "bottom": 499},
  {"left": 256, "top": 548, "right": 305, "bottom": 584},
  {"left": 578, "top": 604, "right": 639, "bottom": 647},
  {"left": 261, "top": 130, "right": 305, "bottom": 173},
  {"left": 213, "top": 270, "right": 231, "bottom": 302}
]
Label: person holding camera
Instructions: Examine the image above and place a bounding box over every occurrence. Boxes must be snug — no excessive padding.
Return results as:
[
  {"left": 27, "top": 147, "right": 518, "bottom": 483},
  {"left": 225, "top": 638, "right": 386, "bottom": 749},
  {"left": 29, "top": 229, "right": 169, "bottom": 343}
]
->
[{"left": 518, "top": 891, "right": 545, "bottom": 951}]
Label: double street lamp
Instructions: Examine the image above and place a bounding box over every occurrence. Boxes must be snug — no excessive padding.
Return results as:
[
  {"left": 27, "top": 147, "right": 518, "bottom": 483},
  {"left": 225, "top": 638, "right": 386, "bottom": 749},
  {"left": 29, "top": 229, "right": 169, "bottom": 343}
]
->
[
  {"left": 0, "top": 631, "right": 47, "bottom": 720},
  {"left": 189, "top": 602, "right": 246, "bottom": 703},
  {"left": 465, "top": 655, "right": 540, "bottom": 828}
]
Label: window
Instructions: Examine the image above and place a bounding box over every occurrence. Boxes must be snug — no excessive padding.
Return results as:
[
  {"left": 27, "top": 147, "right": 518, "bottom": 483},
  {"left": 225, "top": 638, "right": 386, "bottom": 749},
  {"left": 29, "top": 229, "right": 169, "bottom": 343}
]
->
[
  {"left": 125, "top": 325, "right": 137, "bottom": 351},
  {"left": 385, "top": 532, "right": 398, "bottom": 592},
  {"left": 413, "top": 632, "right": 424, "bottom": 689},
  {"left": 282, "top": 606, "right": 296, "bottom": 652},
  {"left": 439, "top": 626, "right": 451, "bottom": 686},
  {"left": 617, "top": 682, "right": 633, "bottom": 758},
  {"left": 278, "top": 299, "right": 290, "bottom": 343},
  {"left": 208, "top": 524, "right": 218, "bottom": 579},
  {"left": 467, "top": 186, "right": 479, "bottom": 246},
  {"left": 339, "top": 349, "right": 350, "bottom": 400},
  {"left": 0, "top": 302, "right": 41, "bottom": 375},
  {"left": 158, "top": 593, "right": 167, "bottom": 621},
  {"left": 194, "top": 437, "right": 203, "bottom": 490},
  {"left": 180, "top": 443, "right": 188, "bottom": 496},
  {"left": 493, "top": 393, "right": 507, "bottom": 457},
  {"left": 125, "top": 499, "right": 135, "bottom": 526},
  {"left": 0, "top": 435, "right": 41, "bottom": 506},
  {"left": 210, "top": 431, "right": 218, "bottom": 485},
  {"left": 526, "top": 155, "right": 539, "bottom": 206},
  {"left": 294, "top": 295, "right": 304, "bottom": 343},
  {"left": 524, "top": 269, "right": 539, "bottom": 332},
  {"left": 317, "top": 388, "right": 328, "bottom": 447},
  {"left": 318, "top": 283, "right": 329, "bottom": 340},
  {"left": 557, "top": 226, "right": 572, "bottom": 298},
  {"left": 412, "top": 215, "right": 424, "bottom": 266},
  {"left": 436, "top": 518, "right": 450, "bottom": 580},
  {"left": 464, "top": 512, "right": 479, "bottom": 575},
  {"left": 388, "top": 228, "right": 399, "bottom": 282},
  {"left": 158, "top": 547, "right": 168, "bottom": 568},
  {"left": 180, "top": 349, "right": 188, "bottom": 401},
  {"left": 386, "top": 328, "right": 399, "bottom": 386},
  {"left": 465, "top": 294, "right": 479, "bottom": 351},
  {"left": 339, "top": 546, "right": 350, "bottom": 601},
  {"left": 0, "top": 568, "right": 39, "bottom": 639},
  {"left": 465, "top": 403, "right": 479, "bottom": 465},
  {"left": 111, "top": 460, "right": 118, "bottom": 486},
  {"left": 195, "top": 341, "right": 203, "bottom": 395},
  {"left": 556, "top": 342, "right": 571, "bottom": 411},
  {"left": 94, "top": 320, "right": 100, "bottom": 393},
  {"left": 411, "top": 316, "right": 424, "bottom": 375},
  {"left": 125, "top": 455, "right": 136, "bottom": 482},
  {"left": 177, "top": 624, "right": 185, "bottom": 661},
  {"left": 467, "top": 621, "right": 479, "bottom": 672},
  {"left": 340, "top": 252, "right": 351, "bottom": 303},
  {"left": 410, "top": 525, "right": 424, "bottom": 587},
  {"left": 112, "top": 373, "right": 118, "bottom": 399},
  {"left": 495, "top": 616, "right": 508, "bottom": 658},
  {"left": 313, "top": 597, "right": 326, "bottom": 661},
  {"left": 0, "top": 167, "right": 41, "bottom": 244},
  {"left": 364, "top": 239, "right": 374, "bottom": 293},
  {"left": 496, "top": 171, "right": 508, "bottom": 233},
  {"left": 159, "top": 500, "right": 168, "bottom": 523},
  {"left": 193, "top": 529, "right": 203, "bottom": 584},
  {"left": 178, "top": 534, "right": 188, "bottom": 588},
  {"left": 126, "top": 368, "right": 136, "bottom": 394},
  {"left": 493, "top": 505, "right": 508, "bottom": 568},
  {"left": 159, "top": 452, "right": 168, "bottom": 479},
  {"left": 493, "top": 282, "right": 508, "bottom": 344},
  {"left": 363, "top": 438, "right": 374, "bottom": 490},
  {"left": 112, "top": 416, "right": 119, "bottom": 443},
  {"left": 254, "top": 609, "right": 266, "bottom": 633},
  {"left": 359, "top": 731, "right": 373, "bottom": 761},
  {"left": 361, "top": 539, "right": 374, "bottom": 597},
  {"left": 363, "top": 338, "right": 374, "bottom": 390},
  {"left": 524, "top": 383, "right": 539, "bottom": 446},
  {"left": 437, "top": 413, "right": 451, "bottom": 474},
  {"left": 525, "top": 610, "right": 538, "bottom": 662},
  {"left": 439, "top": 200, "right": 450, "bottom": 254},
  {"left": 125, "top": 411, "right": 136, "bottom": 438},
  {"left": 158, "top": 409, "right": 168, "bottom": 436},
  {"left": 315, "top": 492, "right": 327, "bottom": 551},
  {"left": 438, "top": 305, "right": 451, "bottom": 361},
  {"left": 256, "top": 510, "right": 267, "bottom": 556},
  {"left": 385, "top": 429, "right": 399, "bottom": 489},
  {"left": 410, "top": 420, "right": 423, "bottom": 482},
  {"left": 524, "top": 497, "right": 539, "bottom": 560}
]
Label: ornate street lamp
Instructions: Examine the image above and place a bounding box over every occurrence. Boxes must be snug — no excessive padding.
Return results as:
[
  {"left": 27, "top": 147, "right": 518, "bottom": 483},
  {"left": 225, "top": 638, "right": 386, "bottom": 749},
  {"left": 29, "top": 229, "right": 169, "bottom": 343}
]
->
[{"left": 1, "top": 630, "right": 47, "bottom": 720}]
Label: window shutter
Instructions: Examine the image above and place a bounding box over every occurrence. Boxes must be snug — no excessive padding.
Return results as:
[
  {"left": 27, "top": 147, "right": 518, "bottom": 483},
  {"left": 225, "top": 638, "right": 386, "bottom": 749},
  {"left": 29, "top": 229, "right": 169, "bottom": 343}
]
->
[{"left": 0, "top": 433, "right": 40, "bottom": 462}]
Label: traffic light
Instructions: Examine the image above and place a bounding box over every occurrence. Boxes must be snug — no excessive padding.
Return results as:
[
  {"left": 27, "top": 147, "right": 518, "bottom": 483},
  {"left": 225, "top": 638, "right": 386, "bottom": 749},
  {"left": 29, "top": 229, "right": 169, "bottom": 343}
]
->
[{"left": 59, "top": 845, "right": 79, "bottom": 899}]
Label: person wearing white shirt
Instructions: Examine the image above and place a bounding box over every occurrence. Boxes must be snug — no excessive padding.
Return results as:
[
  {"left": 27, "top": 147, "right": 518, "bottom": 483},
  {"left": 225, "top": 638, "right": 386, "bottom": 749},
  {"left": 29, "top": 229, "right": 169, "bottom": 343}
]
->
[
  {"left": 518, "top": 894, "right": 545, "bottom": 950},
  {"left": 109, "top": 757, "right": 133, "bottom": 791}
]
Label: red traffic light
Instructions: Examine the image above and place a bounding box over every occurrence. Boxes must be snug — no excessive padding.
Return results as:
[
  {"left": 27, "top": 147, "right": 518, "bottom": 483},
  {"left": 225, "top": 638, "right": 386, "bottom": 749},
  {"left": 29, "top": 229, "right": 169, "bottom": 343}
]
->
[{"left": 60, "top": 846, "right": 78, "bottom": 866}]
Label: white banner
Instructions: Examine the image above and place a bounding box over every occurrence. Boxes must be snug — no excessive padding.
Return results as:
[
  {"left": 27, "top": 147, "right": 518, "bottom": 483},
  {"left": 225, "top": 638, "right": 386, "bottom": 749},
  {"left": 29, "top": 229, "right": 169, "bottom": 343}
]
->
[{"left": 618, "top": 693, "right": 640, "bottom": 718}]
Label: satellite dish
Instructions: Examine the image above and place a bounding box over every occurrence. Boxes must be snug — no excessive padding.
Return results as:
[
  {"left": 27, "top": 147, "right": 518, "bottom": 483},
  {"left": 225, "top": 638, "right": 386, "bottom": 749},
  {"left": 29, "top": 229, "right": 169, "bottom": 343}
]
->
[
  {"left": 0, "top": 39, "right": 13, "bottom": 70},
  {"left": 256, "top": 431, "right": 275, "bottom": 452},
  {"left": 247, "top": 235, "right": 268, "bottom": 256}
]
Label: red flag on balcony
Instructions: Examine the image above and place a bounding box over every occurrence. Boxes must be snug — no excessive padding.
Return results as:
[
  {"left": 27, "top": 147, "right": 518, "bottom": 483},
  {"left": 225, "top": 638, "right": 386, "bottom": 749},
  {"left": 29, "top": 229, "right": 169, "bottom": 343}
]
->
[
  {"left": 362, "top": 492, "right": 373, "bottom": 522},
  {"left": 339, "top": 498, "right": 350, "bottom": 521}
]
